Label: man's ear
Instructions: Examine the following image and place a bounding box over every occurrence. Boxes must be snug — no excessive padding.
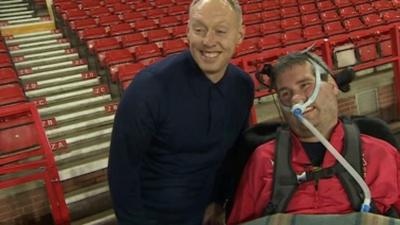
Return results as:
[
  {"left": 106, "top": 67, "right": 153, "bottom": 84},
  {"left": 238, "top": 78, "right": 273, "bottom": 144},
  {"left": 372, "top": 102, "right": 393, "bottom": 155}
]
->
[
  {"left": 237, "top": 24, "right": 245, "bottom": 44},
  {"left": 328, "top": 77, "right": 340, "bottom": 95}
]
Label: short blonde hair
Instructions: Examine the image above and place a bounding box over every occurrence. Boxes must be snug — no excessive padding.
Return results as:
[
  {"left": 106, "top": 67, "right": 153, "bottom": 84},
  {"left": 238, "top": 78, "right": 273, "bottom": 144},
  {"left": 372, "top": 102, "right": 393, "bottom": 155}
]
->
[{"left": 189, "top": 0, "right": 243, "bottom": 25}]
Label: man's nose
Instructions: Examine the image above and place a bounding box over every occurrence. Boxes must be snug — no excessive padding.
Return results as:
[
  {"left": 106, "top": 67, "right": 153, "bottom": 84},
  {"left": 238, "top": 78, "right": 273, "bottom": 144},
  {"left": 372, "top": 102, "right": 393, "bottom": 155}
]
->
[
  {"left": 290, "top": 91, "right": 307, "bottom": 105},
  {"left": 202, "top": 31, "right": 217, "bottom": 46}
]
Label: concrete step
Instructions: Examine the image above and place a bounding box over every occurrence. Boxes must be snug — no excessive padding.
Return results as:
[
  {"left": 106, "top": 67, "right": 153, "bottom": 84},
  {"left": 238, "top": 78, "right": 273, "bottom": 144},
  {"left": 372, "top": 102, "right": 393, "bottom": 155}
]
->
[
  {"left": 21, "top": 71, "right": 97, "bottom": 90},
  {"left": 25, "top": 78, "right": 100, "bottom": 98},
  {"left": 58, "top": 149, "right": 109, "bottom": 181},
  {"left": 0, "top": 3, "right": 29, "bottom": 9},
  {"left": 14, "top": 52, "right": 79, "bottom": 69},
  {"left": 13, "top": 48, "right": 76, "bottom": 62},
  {"left": 41, "top": 102, "right": 117, "bottom": 128},
  {"left": 4, "top": 29, "right": 59, "bottom": 39},
  {"left": 55, "top": 140, "right": 110, "bottom": 162},
  {"left": 6, "top": 33, "right": 63, "bottom": 45},
  {"left": 30, "top": 84, "right": 109, "bottom": 107},
  {"left": 46, "top": 114, "right": 115, "bottom": 139},
  {"left": 65, "top": 181, "right": 112, "bottom": 221},
  {"left": 0, "top": 7, "right": 29, "bottom": 14},
  {"left": 2, "top": 17, "right": 41, "bottom": 25},
  {"left": 8, "top": 38, "right": 68, "bottom": 49},
  {"left": 0, "top": 14, "right": 32, "bottom": 22},
  {"left": 17, "top": 59, "right": 86, "bottom": 74},
  {"left": 19, "top": 64, "right": 87, "bottom": 81},
  {"left": 0, "top": 10, "right": 33, "bottom": 18},
  {"left": 0, "top": 0, "right": 26, "bottom": 4},
  {"left": 9, "top": 42, "right": 70, "bottom": 56},
  {"left": 38, "top": 94, "right": 112, "bottom": 116},
  {"left": 72, "top": 209, "right": 116, "bottom": 225}
]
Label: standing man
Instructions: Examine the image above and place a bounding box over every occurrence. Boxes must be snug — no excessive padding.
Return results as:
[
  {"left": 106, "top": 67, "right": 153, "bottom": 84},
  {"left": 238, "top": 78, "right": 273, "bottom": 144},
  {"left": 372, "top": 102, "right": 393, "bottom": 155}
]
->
[
  {"left": 227, "top": 52, "right": 400, "bottom": 225},
  {"left": 108, "top": 0, "right": 254, "bottom": 225}
]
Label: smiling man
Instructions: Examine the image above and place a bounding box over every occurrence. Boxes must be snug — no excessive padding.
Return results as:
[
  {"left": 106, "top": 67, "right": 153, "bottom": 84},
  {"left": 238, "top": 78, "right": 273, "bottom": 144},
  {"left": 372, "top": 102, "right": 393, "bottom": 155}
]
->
[
  {"left": 227, "top": 52, "right": 400, "bottom": 225},
  {"left": 108, "top": 0, "right": 254, "bottom": 225}
]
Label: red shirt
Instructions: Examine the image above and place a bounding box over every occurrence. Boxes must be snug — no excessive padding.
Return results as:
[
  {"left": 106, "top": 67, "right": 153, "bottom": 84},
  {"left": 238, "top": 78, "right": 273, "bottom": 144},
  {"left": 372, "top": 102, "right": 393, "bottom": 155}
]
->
[{"left": 228, "top": 122, "right": 400, "bottom": 225}]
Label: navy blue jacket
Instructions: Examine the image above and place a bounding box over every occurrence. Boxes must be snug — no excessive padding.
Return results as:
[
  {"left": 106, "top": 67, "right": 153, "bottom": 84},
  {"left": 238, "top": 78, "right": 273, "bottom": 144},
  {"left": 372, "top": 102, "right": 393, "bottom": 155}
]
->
[{"left": 108, "top": 51, "right": 254, "bottom": 225}]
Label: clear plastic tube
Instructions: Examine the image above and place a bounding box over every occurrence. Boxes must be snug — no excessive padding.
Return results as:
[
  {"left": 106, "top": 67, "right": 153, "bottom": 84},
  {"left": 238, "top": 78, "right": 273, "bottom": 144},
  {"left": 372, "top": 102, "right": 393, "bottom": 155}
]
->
[{"left": 295, "top": 114, "right": 371, "bottom": 212}]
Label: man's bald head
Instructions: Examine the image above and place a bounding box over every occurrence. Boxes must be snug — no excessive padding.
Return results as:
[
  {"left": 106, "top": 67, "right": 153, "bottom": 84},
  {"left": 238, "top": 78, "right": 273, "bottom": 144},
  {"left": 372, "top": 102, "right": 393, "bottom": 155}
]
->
[{"left": 189, "top": 0, "right": 243, "bottom": 25}]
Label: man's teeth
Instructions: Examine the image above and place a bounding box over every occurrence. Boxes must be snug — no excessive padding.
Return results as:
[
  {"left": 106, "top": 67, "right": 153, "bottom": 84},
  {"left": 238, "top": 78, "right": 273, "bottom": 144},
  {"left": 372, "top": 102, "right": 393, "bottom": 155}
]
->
[{"left": 203, "top": 52, "right": 218, "bottom": 58}]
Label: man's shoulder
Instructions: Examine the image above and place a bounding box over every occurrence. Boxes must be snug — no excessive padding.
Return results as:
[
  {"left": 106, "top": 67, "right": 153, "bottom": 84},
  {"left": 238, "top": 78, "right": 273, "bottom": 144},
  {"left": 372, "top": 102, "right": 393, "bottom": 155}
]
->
[
  {"left": 361, "top": 134, "right": 398, "bottom": 154},
  {"left": 229, "top": 63, "right": 253, "bottom": 84},
  {"left": 253, "top": 139, "right": 277, "bottom": 159},
  {"left": 144, "top": 51, "right": 189, "bottom": 76}
]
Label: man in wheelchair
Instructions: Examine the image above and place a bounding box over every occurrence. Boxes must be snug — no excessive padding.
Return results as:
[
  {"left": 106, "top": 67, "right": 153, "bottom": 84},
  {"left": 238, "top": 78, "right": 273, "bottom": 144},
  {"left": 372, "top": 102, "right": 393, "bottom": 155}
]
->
[{"left": 227, "top": 51, "right": 400, "bottom": 225}]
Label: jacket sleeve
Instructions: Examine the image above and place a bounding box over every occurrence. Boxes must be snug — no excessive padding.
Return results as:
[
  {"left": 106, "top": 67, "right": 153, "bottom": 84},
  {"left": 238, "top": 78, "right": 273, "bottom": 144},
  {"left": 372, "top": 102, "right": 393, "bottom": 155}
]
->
[
  {"left": 393, "top": 148, "right": 400, "bottom": 213},
  {"left": 107, "top": 72, "right": 160, "bottom": 224},
  {"left": 227, "top": 142, "right": 275, "bottom": 225}
]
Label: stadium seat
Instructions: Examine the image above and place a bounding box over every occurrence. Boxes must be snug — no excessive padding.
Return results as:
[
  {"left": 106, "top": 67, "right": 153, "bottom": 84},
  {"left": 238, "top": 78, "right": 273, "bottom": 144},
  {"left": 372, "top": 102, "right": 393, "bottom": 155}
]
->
[
  {"left": 355, "top": 3, "right": 376, "bottom": 15},
  {"left": 317, "top": 1, "right": 336, "bottom": 11},
  {"left": 69, "top": 18, "right": 97, "bottom": 31},
  {"left": 0, "top": 83, "right": 26, "bottom": 106},
  {"left": 382, "top": 10, "right": 400, "bottom": 23},
  {"left": 110, "top": 3, "right": 133, "bottom": 14},
  {"left": 132, "top": 43, "right": 162, "bottom": 61},
  {"left": 167, "top": 5, "right": 187, "bottom": 16},
  {"left": 134, "top": 2, "right": 154, "bottom": 11},
  {"left": 372, "top": 0, "right": 393, "bottom": 11},
  {"left": 146, "top": 28, "right": 171, "bottom": 42},
  {"left": 170, "top": 25, "right": 187, "bottom": 38},
  {"left": 235, "top": 38, "right": 259, "bottom": 57},
  {"left": 98, "top": 14, "right": 121, "bottom": 27},
  {"left": 246, "top": 24, "right": 261, "bottom": 38},
  {"left": 320, "top": 10, "right": 340, "bottom": 22},
  {"left": 0, "top": 41, "right": 6, "bottom": 53},
  {"left": 261, "top": 0, "right": 279, "bottom": 10},
  {"left": 242, "top": 3, "right": 262, "bottom": 14},
  {"left": 339, "top": 7, "right": 358, "bottom": 19},
  {"left": 334, "top": 0, "right": 352, "bottom": 7},
  {"left": 260, "top": 21, "right": 280, "bottom": 35},
  {"left": 0, "top": 53, "right": 12, "bottom": 68},
  {"left": 179, "top": 14, "right": 189, "bottom": 24},
  {"left": 121, "top": 11, "right": 146, "bottom": 23},
  {"left": 159, "top": 16, "right": 181, "bottom": 28},
  {"left": 153, "top": 0, "right": 175, "bottom": 8},
  {"left": 362, "top": 14, "right": 384, "bottom": 27},
  {"left": 89, "top": 37, "right": 121, "bottom": 54},
  {"left": 281, "top": 7, "right": 299, "bottom": 18},
  {"left": 0, "top": 67, "right": 18, "bottom": 85},
  {"left": 379, "top": 39, "right": 392, "bottom": 57},
  {"left": 117, "top": 62, "right": 144, "bottom": 83},
  {"left": 62, "top": 9, "right": 88, "bottom": 22},
  {"left": 324, "top": 21, "right": 345, "bottom": 36},
  {"left": 138, "top": 56, "right": 163, "bottom": 67},
  {"left": 103, "top": 0, "right": 121, "bottom": 6},
  {"left": 100, "top": 48, "right": 134, "bottom": 68},
  {"left": 301, "top": 14, "right": 321, "bottom": 26},
  {"left": 282, "top": 29, "right": 304, "bottom": 45},
  {"left": 174, "top": 0, "right": 191, "bottom": 5},
  {"left": 261, "top": 10, "right": 280, "bottom": 22},
  {"left": 109, "top": 23, "right": 134, "bottom": 36},
  {"left": 344, "top": 17, "right": 365, "bottom": 31},
  {"left": 162, "top": 39, "right": 187, "bottom": 56},
  {"left": 281, "top": 17, "right": 301, "bottom": 30},
  {"left": 134, "top": 19, "right": 158, "bottom": 31},
  {"left": 303, "top": 25, "right": 325, "bottom": 40},
  {"left": 357, "top": 39, "right": 378, "bottom": 62},
  {"left": 146, "top": 8, "right": 167, "bottom": 19},
  {"left": 281, "top": 0, "right": 297, "bottom": 7},
  {"left": 243, "top": 13, "right": 262, "bottom": 25},
  {"left": 80, "top": 0, "right": 102, "bottom": 9},
  {"left": 87, "top": 7, "right": 111, "bottom": 18},
  {"left": 300, "top": 3, "right": 317, "bottom": 14},
  {"left": 258, "top": 33, "right": 281, "bottom": 50},
  {"left": 78, "top": 27, "right": 109, "bottom": 42},
  {"left": 120, "top": 32, "right": 147, "bottom": 48}
]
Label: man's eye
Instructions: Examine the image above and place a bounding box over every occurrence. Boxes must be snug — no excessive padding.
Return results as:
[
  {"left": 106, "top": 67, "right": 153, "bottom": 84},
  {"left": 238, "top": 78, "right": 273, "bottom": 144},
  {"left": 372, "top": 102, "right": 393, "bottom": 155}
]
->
[{"left": 216, "top": 30, "right": 227, "bottom": 34}]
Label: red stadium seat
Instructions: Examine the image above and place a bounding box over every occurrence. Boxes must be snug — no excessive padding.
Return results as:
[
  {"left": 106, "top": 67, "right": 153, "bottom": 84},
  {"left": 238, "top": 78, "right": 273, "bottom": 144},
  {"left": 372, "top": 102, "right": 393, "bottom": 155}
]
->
[
  {"left": 179, "top": 14, "right": 189, "bottom": 24},
  {"left": 162, "top": 39, "right": 187, "bottom": 56},
  {"left": 159, "top": 16, "right": 181, "bottom": 28},
  {"left": 120, "top": 32, "right": 147, "bottom": 48},
  {"left": 379, "top": 39, "right": 392, "bottom": 57},
  {"left": 0, "top": 41, "right": 7, "bottom": 53},
  {"left": 281, "top": 17, "right": 301, "bottom": 30},
  {"left": 109, "top": 3, "right": 133, "bottom": 14},
  {"left": 301, "top": 14, "right": 321, "bottom": 26},
  {"left": 103, "top": 0, "right": 121, "bottom": 6},
  {"left": 146, "top": 28, "right": 171, "bottom": 42},
  {"left": 344, "top": 17, "right": 365, "bottom": 31},
  {"left": 258, "top": 33, "right": 281, "bottom": 50},
  {"left": 235, "top": 38, "right": 259, "bottom": 57},
  {"left": 317, "top": 1, "right": 336, "bottom": 11},
  {"left": 324, "top": 21, "right": 345, "bottom": 36},
  {"left": 121, "top": 11, "right": 145, "bottom": 23},
  {"left": 320, "top": 10, "right": 340, "bottom": 22},
  {"left": 87, "top": 7, "right": 111, "bottom": 17},
  {"left": 174, "top": 0, "right": 191, "bottom": 5},
  {"left": 260, "top": 21, "right": 280, "bottom": 35},
  {"left": 132, "top": 43, "right": 162, "bottom": 61},
  {"left": 357, "top": 41, "right": 378, "bottom": 62},
  {"left": 89, "top": 37, "right": 121, "bottom": 54},
  {"left": 62, "top": 9, "right": 88, "bottom": 22},
  {"left": 382, "top": 10, "right": 400, "bottom": 23},
  {"left": 69, "top": 18, "right": 97, "bottom": 31},
  {"left": 101, "top": 49, "right": 134, "bottom": 67},
  {"left": 109, "top": 23, "right": 134, "bottom": 36},
  {"left": 334, "top": 0, "right": 352, "bottom": 8},
  {"left": 242, "top": 3, "right": 262, "bottom": 14},
  {"left": 339, "top": 7, "right": 358, "bottom": 19},
  {"left": 117, "top": 62, "right": 144, "bottom": 83},
  {"left": 0, "top": 83, "right": 26, "bottom": 106},
  {"left": 261, "top": 0, "right": 279, "bottom": 10},
  {"left": 243, "top": 13, "right": 262, "bottom": 25},
  {"left": 372, "top": 0, "right": 393, "bottom": 11},
  {"left": 363, "top": 14, "right": 384, "bottom": 27},
  {"left": 134, "top": 2, "right": 154, "bottom": 11},
  {"left": 153, "top": 0, "right": 175, "bottom": 8},
  {"left": 281, "top": 0, "right": 297, "bottom": 7},
  {"left": 246, "top": 24, "right": 261, "bottom": 38},
  {"left": 261, "top": 10, "right": 280, "bottom": 22},
  {"left": 300, "top": 3, "right": 317, "bottom": 14},
  {"left": 355, "top": 3, "right": 376, "bottom": 15},
  {"left": 134, "top": 19, "right": 158, "bottom": 31},
  {"left": 78, "top": 27, "right": 109, "bottom": 41},
  {"left": 282, "top": 29, "right": 304, "bottom": 45},
  {"left": 171, "top": 25, "right": 187, "bottom": 38},
  {"left": 167, "top": 5, "right": 187, "bottom": 16},
  {"left": 55, "top": 2, "right": 79, "bottom": 15},
  {"left": 98, "top": 14, "right": 121, "bottom": 27},
  {"left": 146, "top": 8, "right": 167, "bottom": 19},
  {"left": 281, "top": 7, "right": 299, "bottom": 18},
  {"left": 80, "top": 0, "right": 101, "bottom": 9},
  {"left": 0, "top": 53, "right": 12, "bottom": 68},
  {"left": 138, "top": 57, "right": 163, "bottom": 67},
  {"left": 303, "top": 25, "right": 325, "bottom": 40},
  {"left": 0, "top": 68, "right": 18, "bottom": 85}
]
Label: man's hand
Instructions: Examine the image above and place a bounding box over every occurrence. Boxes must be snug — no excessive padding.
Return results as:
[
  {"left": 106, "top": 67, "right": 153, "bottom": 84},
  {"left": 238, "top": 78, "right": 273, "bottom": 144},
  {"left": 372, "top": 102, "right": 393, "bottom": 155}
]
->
[{"left": 202, "top": 202, "right": 226, "bottom": 225}]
